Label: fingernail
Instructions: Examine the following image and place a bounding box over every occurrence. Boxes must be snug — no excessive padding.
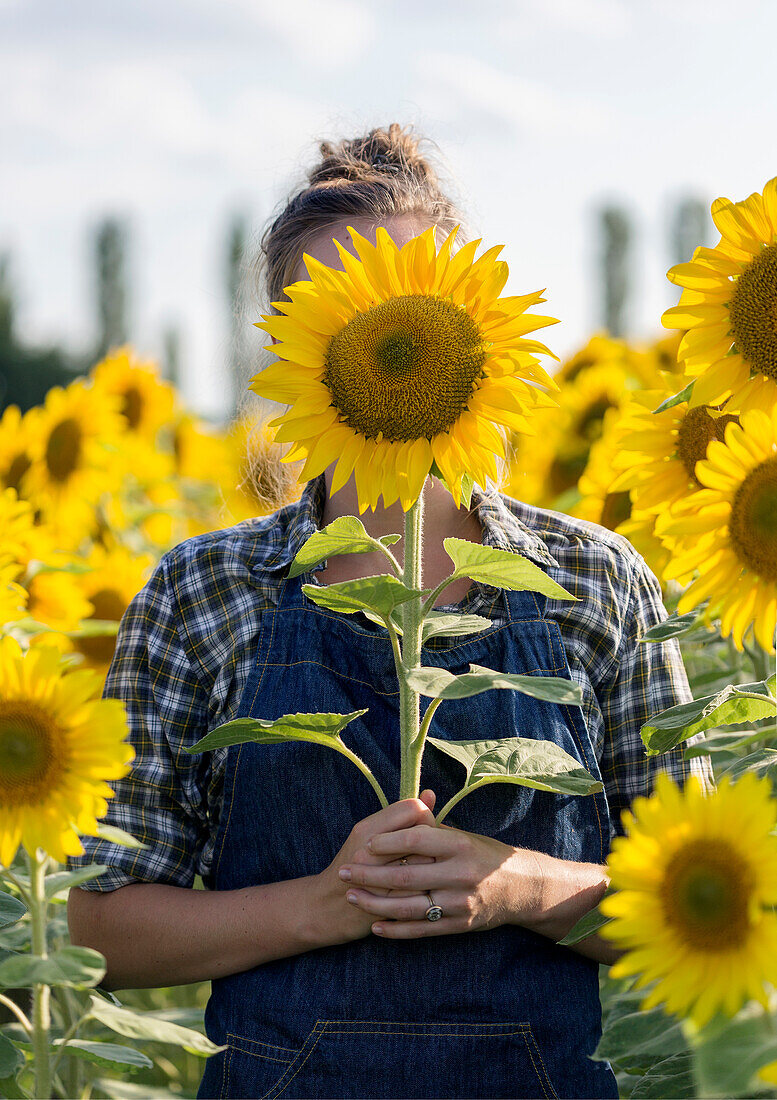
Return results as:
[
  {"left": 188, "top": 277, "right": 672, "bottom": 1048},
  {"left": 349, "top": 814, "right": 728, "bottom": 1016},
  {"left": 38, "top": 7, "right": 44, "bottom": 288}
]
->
[
  {"left": 372, "top": 924, "right": 384, "bottom": 936},
  {"left": 346, "top": 892, "right": 358, "bottom": 904},
  {"left": 338, "top": 868, "right": 351, "bottom": 881}
]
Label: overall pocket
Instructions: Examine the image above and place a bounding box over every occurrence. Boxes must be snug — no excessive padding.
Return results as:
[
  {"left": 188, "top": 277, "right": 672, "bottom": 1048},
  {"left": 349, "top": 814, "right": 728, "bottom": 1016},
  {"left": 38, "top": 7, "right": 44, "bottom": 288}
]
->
[{"left": 221, "top": 1018, "right": 560, "bottom": 1100}]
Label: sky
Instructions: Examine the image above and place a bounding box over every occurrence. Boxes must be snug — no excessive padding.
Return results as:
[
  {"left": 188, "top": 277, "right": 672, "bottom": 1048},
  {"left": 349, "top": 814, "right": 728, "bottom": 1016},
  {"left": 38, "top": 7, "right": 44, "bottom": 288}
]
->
[{"left": 2, "top": 0, "right": 776, "bottom": 417}]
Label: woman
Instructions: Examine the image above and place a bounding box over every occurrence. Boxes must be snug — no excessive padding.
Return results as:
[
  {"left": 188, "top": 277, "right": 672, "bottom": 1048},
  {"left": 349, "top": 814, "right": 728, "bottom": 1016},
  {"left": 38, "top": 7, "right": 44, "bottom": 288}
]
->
[{"left": 68, "top": 124, "right": 710, "bottom": 1099}]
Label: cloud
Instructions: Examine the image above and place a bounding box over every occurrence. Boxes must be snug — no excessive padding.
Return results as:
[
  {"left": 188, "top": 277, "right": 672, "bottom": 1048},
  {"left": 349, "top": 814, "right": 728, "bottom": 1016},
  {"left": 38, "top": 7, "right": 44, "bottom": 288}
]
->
[{"left": 220, "top": 0, "right": 377, "bottom": 70}]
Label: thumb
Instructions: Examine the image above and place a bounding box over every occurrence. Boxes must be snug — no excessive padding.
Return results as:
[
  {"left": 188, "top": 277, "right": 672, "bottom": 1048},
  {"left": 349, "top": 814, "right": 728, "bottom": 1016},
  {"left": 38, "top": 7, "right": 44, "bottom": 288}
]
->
[{"left": 420, "top": 788, "right": 436, "bottom": 812}]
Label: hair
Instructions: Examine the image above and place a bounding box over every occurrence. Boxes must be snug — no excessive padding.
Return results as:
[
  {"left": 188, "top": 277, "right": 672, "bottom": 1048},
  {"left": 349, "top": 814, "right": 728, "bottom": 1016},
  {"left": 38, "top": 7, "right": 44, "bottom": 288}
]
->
[{"left": 255, "top": 123, "right": 469, "bottom": 308}]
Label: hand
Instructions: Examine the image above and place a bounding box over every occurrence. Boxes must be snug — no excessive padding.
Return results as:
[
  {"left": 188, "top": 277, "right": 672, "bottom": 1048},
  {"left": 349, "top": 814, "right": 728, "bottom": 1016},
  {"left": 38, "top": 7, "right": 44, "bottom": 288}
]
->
[
  {"left": 338, "top": 820, "right": 542, "bottom": 939},
  {"left": 316, "top": 790, "right": 438, "bottom": 943}
]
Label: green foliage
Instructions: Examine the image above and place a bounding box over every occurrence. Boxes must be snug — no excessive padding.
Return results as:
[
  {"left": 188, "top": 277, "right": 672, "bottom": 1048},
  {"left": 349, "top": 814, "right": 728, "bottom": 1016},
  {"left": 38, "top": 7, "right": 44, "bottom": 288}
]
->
[
  {"left": 302, "top": 574, "right": 421, "bottom": 621},
  {"left": 640, "top": 609, "right": 710, "bottom": 644},
  {"left": 427, "top": 735, "right": 602, "bottom": 798},
  {"left": 558, "top": 890, "right": 613, "bottom": 946},
  {"left": 44, "top": 865, "right": 108, "bottom": 898},
  {"left": 288, "top": 516, "right": 400, "bottom": 578},
  {"left": 420, "top": 612, "right": 492, "bottom": 642},
  {"left": 0, "top": 893, "right": 27, "bottom": 930},
  {"left": 641, "top": 676, "right": 777, "bottom": 756},
  {"left": 442, "top": 538, "right": 577, "bottom": 600},
  {"left": 408, "top": 663, "right": 583, "bottom": 705},
  {"left": 186, "top": 709, "right": 367, "bottom": 754},
  {"left": 88, "top": 994, "right": 224, "bottom": 1056}
]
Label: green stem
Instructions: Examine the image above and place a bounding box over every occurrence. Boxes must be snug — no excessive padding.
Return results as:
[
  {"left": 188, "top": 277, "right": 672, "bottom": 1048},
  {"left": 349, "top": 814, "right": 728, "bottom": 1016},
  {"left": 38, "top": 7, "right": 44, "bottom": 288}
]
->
[
  {"left": 29, "top": 848, "right": 52, "bottom": 1100},
  {"left": 434, "top": 786, "right": 471, "bottom": 826},
  {"left": 0, "top": 991, "right": 32, "bottom": 1034},
  {"left": 338, "top": 745, "right": 389, "bottom": 808},
  {"left": 420, "top": 574, "right": 460, "bottom": 619},
  {"left": 49, "top": 1007, "right": 89, "bottom": 1079},
  {"left": 0, "top": 865, "right": 32, "bottom": 907},
  {"left": 399, "top": 490, "right": 425, "bottom": 799},
  {"left": 417, "top": 698, "right": 442, "bottom": 748}
]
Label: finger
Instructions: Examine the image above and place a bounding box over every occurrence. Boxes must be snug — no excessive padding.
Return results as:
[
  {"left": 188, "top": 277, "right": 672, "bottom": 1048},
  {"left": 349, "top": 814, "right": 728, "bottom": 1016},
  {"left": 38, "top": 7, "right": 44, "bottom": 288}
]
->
[
  {"left": 339, "top": 860, "right": 449, "bottom": 890},
  {"left": 372, "top": 917, "right": 468, "bottom": 939},
  {"left": 367, "top": 824, "right": 460, "bottom": 859},
  {"left": 420, "top": 788, "right": 436, "bottom": 811},
  {"left": 345, "top": 889, "right": 458, "bottom": 922},
  {"left": 359, "top": 797, "right": 436, "bottom": 838},
  {"left": 349, "top": 847, "right": 435, "bottom": 867}
]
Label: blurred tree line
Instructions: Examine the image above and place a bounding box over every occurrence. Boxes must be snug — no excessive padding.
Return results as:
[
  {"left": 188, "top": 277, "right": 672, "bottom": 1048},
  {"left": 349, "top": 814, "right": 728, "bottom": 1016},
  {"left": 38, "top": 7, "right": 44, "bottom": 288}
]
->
[{"left": 0, "top": 199, "right": 712, "bottom": 414}]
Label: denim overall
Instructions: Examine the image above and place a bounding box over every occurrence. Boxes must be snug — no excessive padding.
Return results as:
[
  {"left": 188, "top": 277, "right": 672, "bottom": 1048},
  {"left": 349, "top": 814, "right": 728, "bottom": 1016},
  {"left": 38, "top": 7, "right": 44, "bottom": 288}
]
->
[{"left": 197, "top": 572, "right": 618, "bottom": 1100}]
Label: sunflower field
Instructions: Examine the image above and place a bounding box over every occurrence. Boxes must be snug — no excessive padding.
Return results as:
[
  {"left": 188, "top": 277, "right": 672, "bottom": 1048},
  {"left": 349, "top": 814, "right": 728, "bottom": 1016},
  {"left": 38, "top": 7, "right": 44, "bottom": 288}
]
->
[{"left": 1, "top": 179, "right": 777, "bottom": 1099}]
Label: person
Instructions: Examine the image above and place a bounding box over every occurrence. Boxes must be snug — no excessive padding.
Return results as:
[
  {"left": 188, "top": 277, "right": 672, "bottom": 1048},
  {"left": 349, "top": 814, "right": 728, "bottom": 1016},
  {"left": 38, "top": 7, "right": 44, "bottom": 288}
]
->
[{"left": 67, "top": 124, "right": 711, "bottom": 1100}]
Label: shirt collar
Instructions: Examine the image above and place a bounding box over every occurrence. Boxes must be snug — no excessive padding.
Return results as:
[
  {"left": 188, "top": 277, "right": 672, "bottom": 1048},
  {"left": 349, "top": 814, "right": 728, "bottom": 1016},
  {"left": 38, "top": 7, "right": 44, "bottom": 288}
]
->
[{"left": 254, "top": 474, "right": 559, "bottom": 575}]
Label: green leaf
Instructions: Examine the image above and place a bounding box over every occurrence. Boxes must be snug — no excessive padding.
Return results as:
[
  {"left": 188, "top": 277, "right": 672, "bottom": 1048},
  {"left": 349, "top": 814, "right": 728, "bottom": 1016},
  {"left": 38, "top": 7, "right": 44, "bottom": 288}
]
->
[
  {"left": 0, "top": 947, "right": 105, "bottom": 989},
  {"left": 95, "top": 822, "right": 150, "bottom": 849},
  {"left": 443, "top": 539, "right": 576, "bottom": 600},
  {"left": 302, "top": 574, "right": 421, "bottom": 622},
  {"left": 288, "top": 516, "right": 400, "bottom": 579},
  {"left": 45, "top": 865, "right": 107, "bottom": 898},
  {"left": 641, "top": 677, "right": 777, "bottom": 756},
  {"left": 65, "top": 619, "right": 120, "bottom": 639},
  {"left": 640, "top": 609, "right": 708, "bottom": 643},
  {"left": 88, "top": 994, "right": 225, "bottom": 1056},
  {"left": 407, "top": 664, "right": 583, "bottom": 705},
  {"left": 185, "top": 710, "right": 367, "bottom": 754},
  {"left": 0, "top": 894, "right": 27, "bottom": 930},
  {"left": 652, "top": 379, "right": 694, "bottom": 414},
  {"left": 24, "top": 558, "right": 92, "bottom": 578},
  {"left": 91, "top": 1080, "right": 179, "bottom": 1099},
  {"left": 693, "top": 1007, "right": 777, "bottom": 1098},
  {"left": 420, "top": 613, "right": 492, "bottom": 642},
  {"left": 719, "top": 748, "right": 777, "bottom": 783},
  {"left": 594, "top": 1006, "right": 687, "bottom": 1073},
  {"left": 0, "top": 1033, "right": 24, "bottom": 1078},
  {"left": 431, "top": 465, "right": 475, "bottom": 509},
  {"left": 630, "top": 1053, "right": 695, "bottom": 1098},
  {"left": 427, "top": 735, "right": 602, "bottom": 797},
  {"left": 51, "top": 1040, "right": 153, "bottom": 1073},
  {"left": 558, "top": 891, "right": 614, "bottom": 946}
]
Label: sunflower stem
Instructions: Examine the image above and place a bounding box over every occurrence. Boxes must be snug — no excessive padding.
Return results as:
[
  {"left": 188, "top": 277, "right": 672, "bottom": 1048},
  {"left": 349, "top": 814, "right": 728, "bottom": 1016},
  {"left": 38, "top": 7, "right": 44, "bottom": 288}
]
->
[
  {"left": 399, "top": 488, "right": 426, "bottom": 800},
  {"left": 29, "top": 848, "right": 52, "bottom": 1100}
]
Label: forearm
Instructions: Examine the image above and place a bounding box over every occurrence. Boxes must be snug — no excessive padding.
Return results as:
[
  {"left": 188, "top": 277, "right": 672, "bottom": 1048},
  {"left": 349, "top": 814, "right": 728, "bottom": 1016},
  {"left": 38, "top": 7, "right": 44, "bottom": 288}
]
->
[
  {"left": 505, "top": 849, "right": 620, "bottom": 964},
  {"left": 68, "top": 874, "right": 341, "bottom": 991}
]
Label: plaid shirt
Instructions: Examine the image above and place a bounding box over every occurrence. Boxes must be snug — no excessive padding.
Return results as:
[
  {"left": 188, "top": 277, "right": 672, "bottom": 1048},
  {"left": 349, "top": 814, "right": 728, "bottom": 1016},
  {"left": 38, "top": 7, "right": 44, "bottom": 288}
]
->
[{"left": 69, "top": 475, "right": 711, "bottom": 891}]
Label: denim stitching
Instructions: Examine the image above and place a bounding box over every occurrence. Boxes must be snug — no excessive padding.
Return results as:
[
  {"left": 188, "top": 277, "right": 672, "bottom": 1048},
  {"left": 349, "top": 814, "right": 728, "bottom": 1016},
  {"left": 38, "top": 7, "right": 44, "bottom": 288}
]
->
[
  {"left": 225, "top": 1030, "right": 296, "bottom": 1059},
  {"left": 522, "top": 1024, "right": 559, "bottom": 1099},
  {"left": 266, "top": 1022, "right": 327, "bottom": 1099}
]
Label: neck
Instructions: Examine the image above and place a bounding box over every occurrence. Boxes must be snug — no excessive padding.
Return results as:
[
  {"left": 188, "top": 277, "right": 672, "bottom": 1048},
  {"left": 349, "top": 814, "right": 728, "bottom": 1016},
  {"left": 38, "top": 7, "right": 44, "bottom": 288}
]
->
[{"left": 320, "top": 471, "right": 476, "bottom": 542}]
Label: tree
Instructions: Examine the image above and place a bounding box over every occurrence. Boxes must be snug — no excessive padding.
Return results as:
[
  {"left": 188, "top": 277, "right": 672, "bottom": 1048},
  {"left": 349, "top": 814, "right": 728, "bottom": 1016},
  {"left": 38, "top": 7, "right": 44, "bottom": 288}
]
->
[{"left": 599, "top": 205, "right": 632, "bottom": 338}]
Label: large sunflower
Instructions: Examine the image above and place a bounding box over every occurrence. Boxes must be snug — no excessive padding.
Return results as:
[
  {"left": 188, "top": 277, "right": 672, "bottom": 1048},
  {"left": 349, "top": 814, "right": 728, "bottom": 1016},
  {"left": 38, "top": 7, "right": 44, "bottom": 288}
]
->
[
  {"left": 91, "top": 346, "right": 177, "bottom": 440},
  {"left": 601, "top": 773, "right": 777, "bottom": 1027},
  {"left": 658, "top": 406, "right": 777, "bottom": 653},
  {"left": 0, "top": 638, "right": 133, "bottom": 866},
  {"left": 662, "top": 177, "right": 777, "bottom": 414},
  {"left": 251, "top": 225, "right": 559, "bottom": 511}
]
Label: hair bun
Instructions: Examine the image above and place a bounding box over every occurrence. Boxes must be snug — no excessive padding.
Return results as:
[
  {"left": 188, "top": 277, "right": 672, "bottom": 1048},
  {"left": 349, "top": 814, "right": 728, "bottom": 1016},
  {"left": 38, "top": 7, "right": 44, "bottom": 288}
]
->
[{"left": 308, "top": 123, "right": 437, "bottom": 187}]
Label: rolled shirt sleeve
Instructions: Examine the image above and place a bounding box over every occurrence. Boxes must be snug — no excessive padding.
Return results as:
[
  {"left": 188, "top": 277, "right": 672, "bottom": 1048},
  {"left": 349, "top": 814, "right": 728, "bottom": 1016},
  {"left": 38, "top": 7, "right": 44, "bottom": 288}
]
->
[
  {"left": 66, "top": 555, "right": 211, "bottom": 891},
  {"left": 598, "top": 555, "right": 714, "bottom": 836}
]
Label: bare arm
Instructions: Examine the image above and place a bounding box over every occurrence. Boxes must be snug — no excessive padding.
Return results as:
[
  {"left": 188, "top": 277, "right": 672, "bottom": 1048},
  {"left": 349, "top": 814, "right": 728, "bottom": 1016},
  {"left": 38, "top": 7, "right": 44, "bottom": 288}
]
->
[{"left": 67, "top": 795, "right": 438, "bottom": 990}]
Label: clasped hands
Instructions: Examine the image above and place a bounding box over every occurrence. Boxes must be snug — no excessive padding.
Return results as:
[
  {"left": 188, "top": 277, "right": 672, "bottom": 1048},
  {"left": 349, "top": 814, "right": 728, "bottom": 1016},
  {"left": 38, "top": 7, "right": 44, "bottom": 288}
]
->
[{"left": 337, "top": 789, "right": 542, "bottom": 939}]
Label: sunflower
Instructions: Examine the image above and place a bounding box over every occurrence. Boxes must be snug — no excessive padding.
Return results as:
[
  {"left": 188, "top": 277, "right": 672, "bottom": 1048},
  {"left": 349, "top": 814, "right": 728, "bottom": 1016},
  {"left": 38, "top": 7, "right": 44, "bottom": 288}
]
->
[
  {"left": 0, "top": 560, "right": 27, "bottom": 630},
  {"left": 251, "top": 225, "right": 559, "bottom": 511},
  {"left": 91, "top": 346, "right": 177, "bottom": 439},
  {"left": 22, "top": 380, "right": 125, "bottom": 543},
  {"left": 0, "top": 404, "right": 38, "bottom": 493},
  {"left": 574, "top": 407, "right": 632, "bottom": 530},
  {"left": 71, "top": 544, "right": 153, "bottom": 672},
  {"left": 610, "top": 386, "right": 739, "bottom": 513},
  {"left": 658, "top": 406, "right": 777, "bottom": 653},
  {"left": 662, "top": 177, "right": 777, "bottom": 414},
  {"left": 601, "top": 773, "right": 777, "bottom": 1028},
  {"left": 0, "top": 637, "right": 133, "bottom": 866}
]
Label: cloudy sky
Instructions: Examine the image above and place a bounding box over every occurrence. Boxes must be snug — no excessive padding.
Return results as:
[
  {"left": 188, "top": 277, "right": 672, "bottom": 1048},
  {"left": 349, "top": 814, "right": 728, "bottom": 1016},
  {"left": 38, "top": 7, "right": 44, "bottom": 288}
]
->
[{"left": 2, "top": 0, "right": 776, "bottom": 416}]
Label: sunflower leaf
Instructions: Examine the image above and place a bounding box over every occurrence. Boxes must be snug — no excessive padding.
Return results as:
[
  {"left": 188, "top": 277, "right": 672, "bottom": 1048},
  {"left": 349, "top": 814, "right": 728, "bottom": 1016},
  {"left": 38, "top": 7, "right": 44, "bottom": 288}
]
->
[
  {"left": 443, "top": 539, "right": 576, "bottom": 600},
  {"left": 95, "top": 822, "right": 150, "bottom": 850},
  {"left": 426, "top": 735, "right": 602, "bottom": 797},
  {"left": 407, "top": 664, "right": 582, "bottom": 705},
  {"left": 0, "top": 1033, "right": 24, "bottom": 1078},
  {"left": 640, "top": 609, "right": 709, "bottom": 643},
  {"left": 11, "top": 1039, "right": 153, "bottom": 1074},
  {"left": 88, "top": 994, "right": 225, "bottom": 1056},
  {"left": 186, "top": 710, "right": 368, "bottom": 753},
  {"left": 420, "top": 613, "right": 492, "bottom": 642},
  {"left": 0, "top": 893, "right": 27, "bottom": 930},
  {"left": 0, "top": 946, "right": 106, "bottom": 989},
  {"left": 630, "top": 1053, "right": 695, "bottom": 1100},
  {"left": 652, "top": 379, "right": 695, "bottom": 414},
  {"left": 593, "top": 1007, "right": 688, "bottom": 1073},
  {"left": 641, "top": 677, "right": 777, "bottom": 756},
  {"left": 693, "top": 1007, "right": 777, "bottom": 1098},
  {"left": 66, "top": 619, "right": 120, "bottom": 639},
  {"left": 288, "top": 517, "right": 400, "bottom": 579},
  {"left": 44, "top": 865, "right": 108, "bottom": 898},
  {"left": 558, "top": 888, "right": 615, "bottom": 946},
  {"left": 302, "top": 574, "right": 421, "bottom": 621}
]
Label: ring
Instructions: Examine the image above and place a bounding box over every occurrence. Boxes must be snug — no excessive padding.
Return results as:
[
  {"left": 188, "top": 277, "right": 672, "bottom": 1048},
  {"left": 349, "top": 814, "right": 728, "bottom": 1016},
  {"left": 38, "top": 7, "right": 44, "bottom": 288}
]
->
[
  {"left": 399, "top": 857, "right": 409, "bottom": 864},
  {"left": 424, "top": 891, "right": 443, "bottom": 922}
]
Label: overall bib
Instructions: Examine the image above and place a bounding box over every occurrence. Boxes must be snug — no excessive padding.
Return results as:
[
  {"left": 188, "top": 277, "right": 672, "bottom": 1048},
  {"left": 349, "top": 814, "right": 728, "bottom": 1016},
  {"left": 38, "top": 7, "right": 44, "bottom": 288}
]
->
[{"left": 198, "top": 573, "right": 618, "bottom": 1100}]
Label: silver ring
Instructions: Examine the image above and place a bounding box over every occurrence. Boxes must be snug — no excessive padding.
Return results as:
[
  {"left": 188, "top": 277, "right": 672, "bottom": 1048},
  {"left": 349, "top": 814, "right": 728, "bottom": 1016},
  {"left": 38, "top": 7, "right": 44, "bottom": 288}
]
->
[
  {"left": 424, "top": 891, "right": 443, "bottom": 922},
  {"left": 399, "top": 857, "right": 409, "bottom": 864}
]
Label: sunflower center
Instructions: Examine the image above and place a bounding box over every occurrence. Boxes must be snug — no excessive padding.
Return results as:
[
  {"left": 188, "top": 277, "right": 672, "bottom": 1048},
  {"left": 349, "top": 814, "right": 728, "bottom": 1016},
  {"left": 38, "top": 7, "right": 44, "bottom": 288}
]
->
[
  {"left": 661, "top": 838, "right": 753, "bottom": 950},
  {"left": 4, "top": 452, "right": 31, "bottom": 492},
  {"left": 728, "top": 456, "right": 777, "bottom": 582},
  {"left": 45, "top": 417, "right": 82, "bottom": 483},
  {"left": 576, "top": 398, "right": 615, "bottom": 443},
  {"left": 676, "top": 406, "right": 740, "bottom": 483},
  {"left": 324, "top": 294, "right": 487, "bottom": 441},
  {"left": 0, "top": 701, "right": 67, "bottom": 806},
  {"left": 729, "top": 242, "right": 777, "bottom": 381},
  {"left": 76, "top": 588, "right": 126, "bottom": 664},
  {"left": 121, "top": 387, "right": 144, "bottom": 431},
  {"left": 600, "top": 490, "right": 631, "bottom": 530}
]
